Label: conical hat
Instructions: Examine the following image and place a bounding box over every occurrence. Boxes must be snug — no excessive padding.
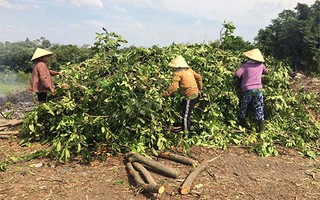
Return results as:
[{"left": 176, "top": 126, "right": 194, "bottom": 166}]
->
[
  {"left": 243, "top": 49, "right": 265, "bottom": 62},
  {"left": 168, "top": 55, "right": 190, "bottom": 68},
  {"left": 31, "top": 48, "right": 54, "bottom": 61}
]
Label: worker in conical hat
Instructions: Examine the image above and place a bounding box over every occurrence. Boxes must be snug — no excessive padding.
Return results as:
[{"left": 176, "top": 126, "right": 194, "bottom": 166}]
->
[
  {"left": 29, "top": 48, "right": 64, "bottom": 103},
  {"left": 162, "top": 55, "right": 203, "bottom": 137},
  {"left": 235, "top": 48, "right": 268, "bottom": 132}
]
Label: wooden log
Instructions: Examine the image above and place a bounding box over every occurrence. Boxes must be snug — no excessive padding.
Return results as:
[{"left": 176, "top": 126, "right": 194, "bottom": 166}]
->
[
  {"left": 180, "top": 155, "right": 221, "bottom": 195},
  {"left": 0, "top": 131, "right": 19, "bottom": 135},
  {"left": 10, "top": 119, "right": 23, "bottom": 126},
  {"left": 0, "top": 135, "right": 17, "bottom": 139},
  {"left": 126, "top": 162, "right": 165, "bottom": 194},
  {"left": 0, "top": 119, "right": 23, "bottom": 128},
  {"left": 132, "top": 162, "right": 157, "bottom": 185},
  {"left": 126, "top": 152, "right": 179, "bottom": 179},
  {"left": 157, "top": 151, "right": 198, "bottom": 167}
]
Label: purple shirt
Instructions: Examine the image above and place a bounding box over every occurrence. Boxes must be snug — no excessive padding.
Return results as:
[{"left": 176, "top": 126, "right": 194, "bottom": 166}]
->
[{"left": 235, "top": 61, "right": 268, "bottom": 91}]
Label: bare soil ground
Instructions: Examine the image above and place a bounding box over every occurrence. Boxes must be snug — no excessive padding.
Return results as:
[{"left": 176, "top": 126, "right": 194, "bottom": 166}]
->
[
  {"left": 0, "top": 139, "right": 319, "bottom": 200},
  {"left": 0, "top": 75, "right": 320, "bottom": 200}
]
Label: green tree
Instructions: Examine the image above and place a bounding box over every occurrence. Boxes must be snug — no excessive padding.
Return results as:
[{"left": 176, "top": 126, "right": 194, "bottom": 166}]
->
[
  {"left": 0, "top": 39, "right": 36, "bottom": 72},
  {"left": 255, "top": 1, "right": 320, "bottom": 74},
  {"left": 0, "top": 38, "right": 94, "bottom": 72},
  {"left": 219, "top": 21, "right": 253, "bottom": 52},
  {"left": 49, "top": 44, "right": 94, "bottom": 71}
]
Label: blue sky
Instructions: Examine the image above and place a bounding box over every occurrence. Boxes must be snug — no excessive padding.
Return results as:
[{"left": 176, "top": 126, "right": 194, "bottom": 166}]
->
[{"left": 0, "top": 0, "right": 316, "bottom": 47}]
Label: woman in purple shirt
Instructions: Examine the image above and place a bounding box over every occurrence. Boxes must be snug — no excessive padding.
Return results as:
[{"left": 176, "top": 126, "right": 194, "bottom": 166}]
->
[{"left": 235, "top": 49, "right": 268, "bottom": 132}]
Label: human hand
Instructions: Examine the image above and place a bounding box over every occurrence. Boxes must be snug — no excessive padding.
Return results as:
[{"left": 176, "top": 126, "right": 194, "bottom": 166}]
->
[
  {"left": 49, "top": 87, "right": 55, "bottom": 93},
  {"left": 59, "top": 83, "right": 69, "bottom": 89}
]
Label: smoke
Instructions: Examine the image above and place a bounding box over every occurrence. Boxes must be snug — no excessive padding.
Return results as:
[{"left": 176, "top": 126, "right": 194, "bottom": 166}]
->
[{"left": 0, "top": 71, "right": 29, "bottom": 97}]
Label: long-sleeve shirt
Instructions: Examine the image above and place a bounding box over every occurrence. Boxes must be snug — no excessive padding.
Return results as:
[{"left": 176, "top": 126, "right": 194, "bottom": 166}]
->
[
  {"left": 29, "top": 61, "right": 59, "bottom": 92},
  {"left": 235, "top": 61, "right": 268, "bottom": 92},
  {"left": 162, "top": 68, "right": 203, "bottom": 98}
]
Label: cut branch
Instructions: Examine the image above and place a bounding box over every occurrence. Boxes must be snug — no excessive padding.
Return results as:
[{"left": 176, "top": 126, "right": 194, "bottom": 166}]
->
[
  {"left": 126, "top": 162, "right": 165, "bottom": 194},
  {"left": 157, "top": 151, "right": 198, "bottom": 167},
  {"left": 84, "top": 113, "right": 111, "bottom": 118},
  {"left": 180, "top": 155, "right": 221, "bottom": 195},
  {"left": 126, "top": 152, "right": 179, "bottom": 179}
]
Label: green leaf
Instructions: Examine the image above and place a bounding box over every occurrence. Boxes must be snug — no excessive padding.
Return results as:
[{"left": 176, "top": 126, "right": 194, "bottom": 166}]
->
[{"left": 112, "top": 179, "right": 124, "bottom": 185}]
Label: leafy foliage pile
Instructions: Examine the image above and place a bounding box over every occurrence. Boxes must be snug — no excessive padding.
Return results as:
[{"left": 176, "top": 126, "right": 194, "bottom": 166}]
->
[{"left": 20, "top": 31, "right": 320, "bottom": 163}]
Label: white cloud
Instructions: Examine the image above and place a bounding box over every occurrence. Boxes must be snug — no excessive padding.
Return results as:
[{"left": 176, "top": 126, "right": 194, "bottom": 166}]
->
[
  {"left": 68, "top": 23, "right": 84, "bottom": 30},
  {"left": 0, "top": 24, "right": 27, "bottom": 33},
  {"left": 70, "top": 0, "right": 103, "bottom": 8},
  {"left": 85, "top": 20, "right": 106, "bottom": 28},
  {"left": 0, "top": 0, "right": 38, "bottom": 10},
  {"left": 110, "top": 0, "right": 163, "bottom": 8},
  {"left": 113, "top": 5, "right": 127, "bottom": 13},
  {"left": 1, "top": 0, "right": 317, "bottom": 46}
]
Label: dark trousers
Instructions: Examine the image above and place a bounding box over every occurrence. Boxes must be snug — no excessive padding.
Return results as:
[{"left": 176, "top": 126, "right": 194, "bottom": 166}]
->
[
  {"left": 36, "top": 92, "right": 47, "bottom": 103},
  {"left": 181, "top": 96, "right": 199, "bottom": 131},
  {"left": 239, "top": 89, "right": 264, "bottom": 121}
]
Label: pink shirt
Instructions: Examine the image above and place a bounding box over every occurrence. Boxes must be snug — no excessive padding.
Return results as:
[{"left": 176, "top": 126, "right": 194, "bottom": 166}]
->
[
  {"left": 29, "top": 61, "right": 58, "bottom": 92},
  {"left": 235, "top": 61, "right": 268, "bottom": 92}
]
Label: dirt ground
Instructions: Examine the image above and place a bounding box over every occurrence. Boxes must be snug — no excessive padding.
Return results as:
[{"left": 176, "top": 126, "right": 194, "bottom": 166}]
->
[
  {"left": 0, "top": 138, "right": 319, "bottom": 200},
  {"left": 0, "top": 75, "right": 320, "bottom": 200}
]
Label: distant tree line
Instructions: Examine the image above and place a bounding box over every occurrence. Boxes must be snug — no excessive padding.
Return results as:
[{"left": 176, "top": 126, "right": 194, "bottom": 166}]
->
[{"left": 0, "top": 37, "right": 94, "bottom": 73}]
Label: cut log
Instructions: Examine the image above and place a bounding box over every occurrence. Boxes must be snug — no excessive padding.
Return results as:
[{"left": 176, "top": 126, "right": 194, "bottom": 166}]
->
[
  {"left": 126, "top": 152, "right": 179, "bottom": 179},
  {"left": 132, "top": 162, "right": 157, "bottom": 185},
  {"left": 0, "top": 119, "right": 23, "bottom": 128},
  {"left": 180, "top": 155, "right": 221, "bottom": 195},
  {"left": 10, "top": 119, "right": 23, "bottom": 126},
  {"left": 126, "top": 162, "right": 165, "bottom": 194},
  {"left": 157, "top": 151, "right": 198, "bottom": 167},
  {"left": 0, "top": 131, "right": 19, "bottom": 135},
  {"left": 0, "top": 135, "right": 17, "bottom": 139}
]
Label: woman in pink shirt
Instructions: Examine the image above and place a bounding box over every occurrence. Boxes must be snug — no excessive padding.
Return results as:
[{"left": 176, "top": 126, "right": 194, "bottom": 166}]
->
[
  {"left": 29, "top": 48, "right": 63, "bottom": 103},
  {"left": 235, "top": 49, "right": 268, "bottom": 132}
]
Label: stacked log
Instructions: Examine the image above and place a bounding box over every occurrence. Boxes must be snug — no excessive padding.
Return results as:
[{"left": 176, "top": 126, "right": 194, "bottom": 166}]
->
[{"left": 125, "top": 151, "right": 220, "bottom": 196}]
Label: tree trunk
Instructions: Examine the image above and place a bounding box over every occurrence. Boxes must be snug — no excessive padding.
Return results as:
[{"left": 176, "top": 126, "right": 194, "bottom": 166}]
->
[
  {"left": 126, "top": 152, "right": 179, "bottom": 179},
  {"left": 126, "top": 162, "right": 165, "bottom": 194},
  {"left": 157, "top": 151, "right": 198, "bottom": 167}
]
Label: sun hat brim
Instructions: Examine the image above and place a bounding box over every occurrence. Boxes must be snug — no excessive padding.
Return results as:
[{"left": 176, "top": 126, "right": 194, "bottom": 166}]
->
[
  {"left": 31, "top": 48, "right": 54, "bottom": 61},
  {"left": 243, "top": 49, "right": 265, "bottom": 62},
  {"left": 168, "top": 55, "right": 190, "bottom": 68}
]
